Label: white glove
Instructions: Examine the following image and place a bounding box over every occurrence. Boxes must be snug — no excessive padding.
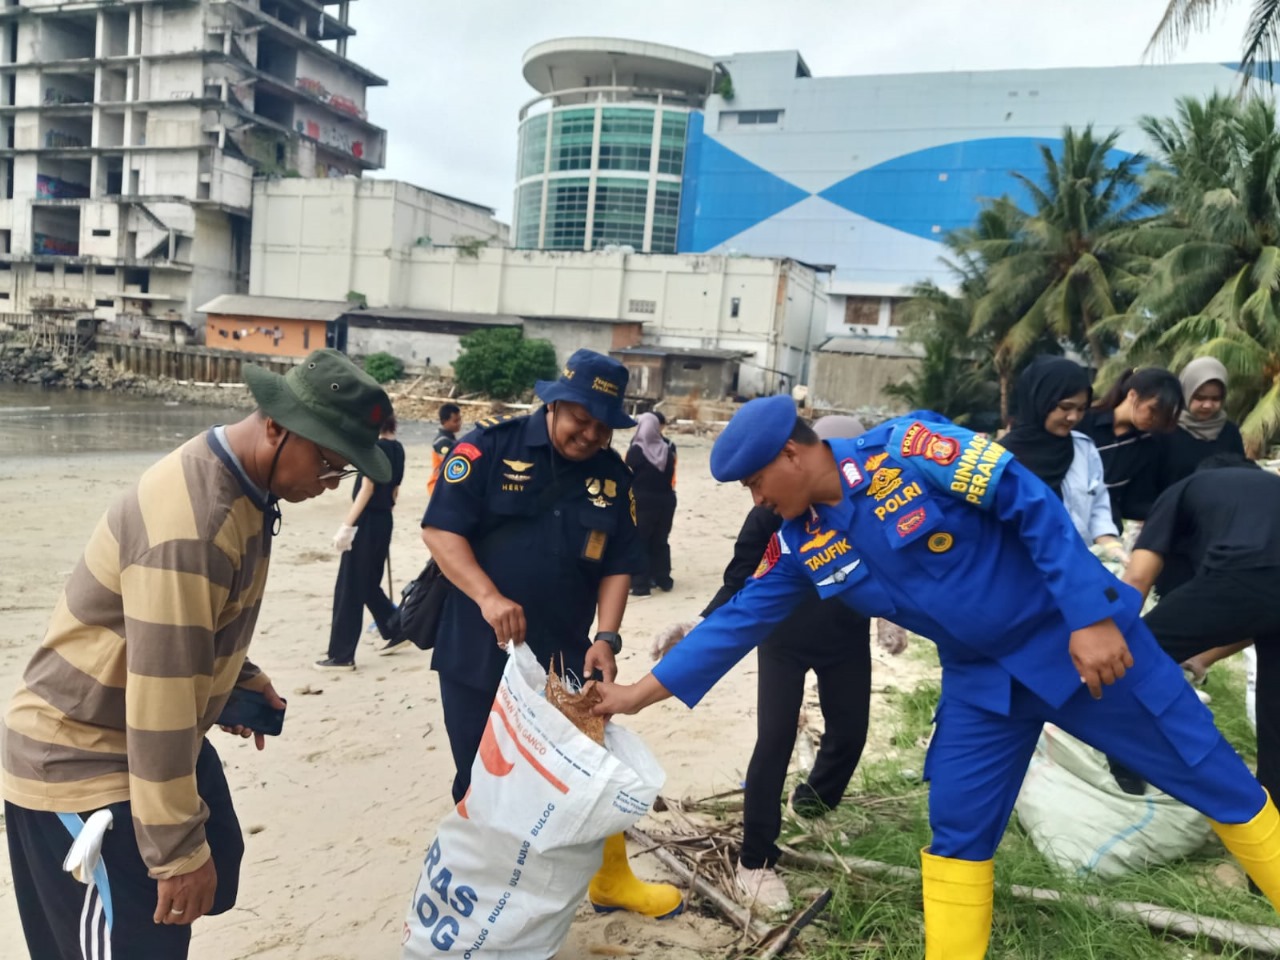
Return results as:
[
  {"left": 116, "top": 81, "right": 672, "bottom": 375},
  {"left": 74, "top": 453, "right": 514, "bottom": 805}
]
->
[
  {"left": 650, "top": 618, "right": 703, "bottom": 661},
  {"left": 332, "top": 524, "right": 358, "bottom": 552},
  {"left": 1099, "top": 539, "right": 1129, "bottom": 565},
  {"left": 875, "top": 619, "right": 909, "bottom": 656}
]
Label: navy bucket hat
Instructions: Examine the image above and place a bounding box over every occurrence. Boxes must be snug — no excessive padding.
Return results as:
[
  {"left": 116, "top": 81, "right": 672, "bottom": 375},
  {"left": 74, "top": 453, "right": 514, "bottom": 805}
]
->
[{"left": 536, "top": 349, "right": 636, "bottom": 429}]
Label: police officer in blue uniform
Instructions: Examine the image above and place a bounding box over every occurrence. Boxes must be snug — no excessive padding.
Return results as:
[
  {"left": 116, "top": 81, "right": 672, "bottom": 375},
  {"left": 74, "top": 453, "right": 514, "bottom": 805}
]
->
[
  {"left": 593, "top": 395, "right": 1280, "bottom": 958},
  {"left": 421, "top": 349, "right": 683, "bottom": 921}
]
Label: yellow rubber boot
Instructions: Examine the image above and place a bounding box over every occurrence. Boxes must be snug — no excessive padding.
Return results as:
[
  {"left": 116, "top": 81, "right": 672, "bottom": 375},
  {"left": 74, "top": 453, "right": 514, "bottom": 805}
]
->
[
  {"left": 1212, "top": 792, "right": 1280, "bottom": 908},
  {"left": 588, "top": 833, "right": 684, "bottom": 919},
  {"left": 921, "top": 848, "right": 994, "bottom": 960}
]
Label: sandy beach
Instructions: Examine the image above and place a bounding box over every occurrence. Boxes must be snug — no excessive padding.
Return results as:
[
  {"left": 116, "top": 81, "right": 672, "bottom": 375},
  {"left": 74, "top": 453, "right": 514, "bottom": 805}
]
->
[{"left": 0, "top": 427, "right": 931, "bottom": 960}]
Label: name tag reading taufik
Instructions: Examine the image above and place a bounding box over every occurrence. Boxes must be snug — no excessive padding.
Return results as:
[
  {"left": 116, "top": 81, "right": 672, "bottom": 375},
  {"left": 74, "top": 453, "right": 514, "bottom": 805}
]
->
[{"left": 803, "top": 537, "right": 852, "bottom": 571}]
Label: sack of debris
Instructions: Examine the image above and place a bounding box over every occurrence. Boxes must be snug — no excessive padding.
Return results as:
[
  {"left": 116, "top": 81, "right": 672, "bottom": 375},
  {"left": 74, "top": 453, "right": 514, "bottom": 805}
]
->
[
  {"left": 402, "top": 643, "right": 665, "bottom": 960},
  {"left": 1014, "top": 723, "right": 1211, "bottom": 878}
]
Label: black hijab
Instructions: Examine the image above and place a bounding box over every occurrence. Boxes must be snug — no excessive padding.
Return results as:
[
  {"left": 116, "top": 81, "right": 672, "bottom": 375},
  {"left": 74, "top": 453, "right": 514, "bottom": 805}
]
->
[{"left": 1001, "top": 356, "right": 1092, "bottom": 498}]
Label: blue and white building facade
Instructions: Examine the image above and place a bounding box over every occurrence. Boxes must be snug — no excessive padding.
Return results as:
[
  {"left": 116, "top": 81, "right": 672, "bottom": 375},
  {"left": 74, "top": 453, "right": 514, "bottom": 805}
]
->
[{"left": 515, "top": 40, "right": 1255, "bottom": 341}]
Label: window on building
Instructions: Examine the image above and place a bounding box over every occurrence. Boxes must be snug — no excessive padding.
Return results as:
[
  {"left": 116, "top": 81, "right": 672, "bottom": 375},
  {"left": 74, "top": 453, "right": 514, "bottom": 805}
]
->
[
  {"left": 92, "top": 228, "right": 111, "bottom": 237},
  {"left": 591, "top": 178, "right": 647, "bottom": 250},
  {"left": 544, "top": 178, "right": 590, "bottom": 250},
  {"left": 650, "top": 181, "right": 681, "bottom": 254},
  {"left": 598, "top": 108, "right": 652, "bottom": 172},
  {"left": 517, "top": 113, "right": 548, "bottom": 179},
  {"left": 889, "top": 298, "right": 912, "bottom": 327},
  {"left": 628, "top": 299, "right": 656, "bottom": 314},
  {"left": 35, "top": 264, "right": 53, "bottom": 274},
  {"left": 514, "top": 182, "right": 543, "bottom": 249},
  {"left": 730, "top": 297, "right": 741, "bottom": 319},
  {"left": 717, "top": 110, "right": 783, "bottom": 132},
  {"left": 844, "top": 296, "right": 882, "bottom": 326},
  {"left": 550, "top": 109, "right": 595, "bottom": 172},
  {"left": 657, "top": 113, "right": 688, "bottom": 176},
  {"left": 95, "top": 298, "right": 112, "bottom": 307},
  {"left": 0, "top": 292, "right": 9, "bottom": 301}
]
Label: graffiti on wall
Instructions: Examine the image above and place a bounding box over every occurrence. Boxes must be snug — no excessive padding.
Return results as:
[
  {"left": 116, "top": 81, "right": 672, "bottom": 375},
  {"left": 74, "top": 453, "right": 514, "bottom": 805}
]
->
[
  {"left": 295, "top": 76, "right": 367, "bottom": 120},
  {"left": 296, "top": 117, "right": 365, "bottom": 160},
  {"left": 36, "top": 175, "right": 89, "bottom": 200},
  {"left": 33, "top": 233, "right": 79, "bottom": 256}
]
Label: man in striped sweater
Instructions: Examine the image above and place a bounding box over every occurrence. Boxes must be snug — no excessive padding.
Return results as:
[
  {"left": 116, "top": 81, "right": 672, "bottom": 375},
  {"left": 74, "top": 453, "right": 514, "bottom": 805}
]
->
[{"left": 2, "top": 349, "right": 393, "bottom": 960}]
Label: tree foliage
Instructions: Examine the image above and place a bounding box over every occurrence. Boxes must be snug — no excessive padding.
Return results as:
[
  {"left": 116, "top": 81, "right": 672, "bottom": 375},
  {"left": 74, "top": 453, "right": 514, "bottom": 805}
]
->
[
  {"left": 452, "top": 328, "right": 558, "bottom": 400},
  {"left": 362, "top": 351, "right": 403, "bottom": 384}
]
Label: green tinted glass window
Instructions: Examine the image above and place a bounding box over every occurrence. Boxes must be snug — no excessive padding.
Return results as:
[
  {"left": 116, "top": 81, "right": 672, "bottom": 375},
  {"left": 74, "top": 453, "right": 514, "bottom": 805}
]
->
[
  {"left": 514, "top": 182, "right": 543, "bottom": 248},
  {"left": 650, "top": 181, "right": 682, "bottom": 253},
  {"left": 550, "top": 108, "right": 596, "bottom": 171},
  {"left": 545, "top": 177, "right": 590, "bottom": 249},
  {"left": 518, "top": 114, "right": 548, "bottom": 179},
  {"left": 592, "top": 177, "right": 648, "bottom": 250}
]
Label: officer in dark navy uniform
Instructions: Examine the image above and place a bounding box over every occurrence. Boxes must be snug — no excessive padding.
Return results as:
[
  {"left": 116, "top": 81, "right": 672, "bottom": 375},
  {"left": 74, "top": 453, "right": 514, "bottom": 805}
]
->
[
  {"left": 593, "top": 395, "right": 1280, "bottom": 958},
  {"left": 421, "top": 348, "right": 683, "bottom": 921}
]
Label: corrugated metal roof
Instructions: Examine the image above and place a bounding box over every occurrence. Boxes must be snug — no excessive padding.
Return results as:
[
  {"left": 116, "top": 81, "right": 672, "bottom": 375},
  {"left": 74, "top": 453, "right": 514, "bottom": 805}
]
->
[
  {"left": 349, "top": 306, "right": 522, "bottom": 326},
  {"left": 817, "top": 336, "right": 923, "bottom": 359},
  {"left": 198, "top": 294, "right": 350, "bottom": 323},
  {"left": 612, "top": 344, "right": 749, "bottom": 360}
]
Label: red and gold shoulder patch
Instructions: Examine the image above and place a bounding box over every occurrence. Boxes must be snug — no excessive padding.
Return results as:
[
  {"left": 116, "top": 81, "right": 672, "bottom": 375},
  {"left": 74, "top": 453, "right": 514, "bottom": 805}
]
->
[
  {"left": 753, "top": 533, "right": 783, "bottom": 579},
  {"left": 453, "top": 442, "right": 483, "bottom": 461},
  {"left": 901, "top": 422, "right": 960, "bottom": 465}
]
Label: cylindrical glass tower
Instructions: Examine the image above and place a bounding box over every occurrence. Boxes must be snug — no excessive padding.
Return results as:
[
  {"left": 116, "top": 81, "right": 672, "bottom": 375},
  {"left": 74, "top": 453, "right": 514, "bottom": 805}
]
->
[{"left": 515, "top": 39, "right": 714, "bottom": 254}]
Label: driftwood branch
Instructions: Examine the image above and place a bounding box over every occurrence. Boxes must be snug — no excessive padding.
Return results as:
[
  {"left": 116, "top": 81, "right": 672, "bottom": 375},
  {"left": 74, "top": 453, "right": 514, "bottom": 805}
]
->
[
  {"left": 780, "top": 847, "right": 1280, "bottom": 955},
  {"left": 627, "top": 828, "right": 831, "bottom": 959}
]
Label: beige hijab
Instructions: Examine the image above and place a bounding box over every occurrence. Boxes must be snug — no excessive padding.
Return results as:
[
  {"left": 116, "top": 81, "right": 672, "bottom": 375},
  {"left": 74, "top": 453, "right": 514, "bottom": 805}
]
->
[{"left": 1178, "top": 357, "right": 1229, "bottom": 442}]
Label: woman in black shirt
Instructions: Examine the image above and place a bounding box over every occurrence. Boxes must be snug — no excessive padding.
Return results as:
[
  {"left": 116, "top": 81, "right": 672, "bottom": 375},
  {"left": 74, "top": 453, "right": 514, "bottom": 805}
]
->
[
  {"left": 1160, "top": 357, "right": 1247, "bottom": 486},
  {"left": 319, "top": 416, "right": 407, "bottom": 667},
  {"left": 1081, "top": 367, "right": 1183, "bottom": 531},
  {"left": 626, "top": 412, "right": 677, "bottom": 596}
]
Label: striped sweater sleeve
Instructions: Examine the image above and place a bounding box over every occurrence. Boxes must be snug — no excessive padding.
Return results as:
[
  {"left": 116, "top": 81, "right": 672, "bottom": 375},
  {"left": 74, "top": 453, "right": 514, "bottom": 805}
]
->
[{"left": 120, "top": 537, "right": 234, "bottom": 879}]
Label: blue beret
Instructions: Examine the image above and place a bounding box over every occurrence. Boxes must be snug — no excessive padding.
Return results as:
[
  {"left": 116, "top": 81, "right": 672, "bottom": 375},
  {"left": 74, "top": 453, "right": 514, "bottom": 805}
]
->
[{"left": 710, "top": 395, "right": 798, "bottom": 482}]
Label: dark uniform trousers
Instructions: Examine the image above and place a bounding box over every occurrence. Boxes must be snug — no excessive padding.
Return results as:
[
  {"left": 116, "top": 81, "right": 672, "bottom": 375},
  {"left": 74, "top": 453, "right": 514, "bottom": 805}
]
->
[
  {"left": 326, "top": 508, "right": 396, "bottom": 663},
  {"left": 439, "top": 673, "right": 502, "bottom": 804},
  {"left": 632, "top": 495, "right": 675, "bottom": 593},
  {"left": 742, "top": 631, "right": 871, "bottom": 869},
  {"left": 1143, "top": 565, "right": 1280, "bottom": 808},
  {"left": 6, "top": 739, "right": 243, "bottom": 960}
]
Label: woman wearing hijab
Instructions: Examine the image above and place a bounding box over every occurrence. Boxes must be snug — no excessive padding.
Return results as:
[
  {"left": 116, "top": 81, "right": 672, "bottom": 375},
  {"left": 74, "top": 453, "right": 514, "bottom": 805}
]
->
[
  {"left": 1160, "top": 357, "right": 1246, "bottom": 487},
  {"left": 626, "top": 412, "right": 677, "bottom": 596},
  {"left": 1001, "top": 356, "right": 1123, "bottom": 554}
]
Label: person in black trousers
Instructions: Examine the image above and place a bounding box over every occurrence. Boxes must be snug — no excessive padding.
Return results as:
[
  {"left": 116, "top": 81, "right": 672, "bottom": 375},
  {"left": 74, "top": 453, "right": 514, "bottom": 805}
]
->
[
  {"left": 1123, "top": 456, "right": 1280, "bottom": 832},
  {"left": 652, "top": 414, "right": 872, "bottom": 913},
  {"left": 626, "top": 412, "right": 677, "bottom": 596},
  {"left": 317, "top": 416, "right": 406, "bottom": 669}
]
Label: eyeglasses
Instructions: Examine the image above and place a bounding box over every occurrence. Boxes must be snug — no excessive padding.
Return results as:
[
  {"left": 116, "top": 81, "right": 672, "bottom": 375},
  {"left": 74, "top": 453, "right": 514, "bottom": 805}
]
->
[{"left": 314, "top": 443, "right": 359, "bottom": 481}]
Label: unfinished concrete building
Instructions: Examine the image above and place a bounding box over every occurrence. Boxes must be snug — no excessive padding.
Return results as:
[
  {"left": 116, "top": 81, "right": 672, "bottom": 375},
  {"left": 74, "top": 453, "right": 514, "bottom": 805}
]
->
[{"left": 0, "top": 0, "right": 385, "bottom": 339}]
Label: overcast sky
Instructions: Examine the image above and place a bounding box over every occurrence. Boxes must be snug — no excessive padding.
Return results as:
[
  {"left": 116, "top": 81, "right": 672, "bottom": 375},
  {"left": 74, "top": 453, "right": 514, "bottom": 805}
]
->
[{"left": 344, "top": 0, "right": 1254, "bottom": 222}]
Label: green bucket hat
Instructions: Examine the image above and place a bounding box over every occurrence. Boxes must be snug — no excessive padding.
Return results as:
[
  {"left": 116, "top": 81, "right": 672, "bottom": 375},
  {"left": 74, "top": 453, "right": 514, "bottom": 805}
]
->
[{"left": 243, "top": 349, "right": 394, "bottom": 483}]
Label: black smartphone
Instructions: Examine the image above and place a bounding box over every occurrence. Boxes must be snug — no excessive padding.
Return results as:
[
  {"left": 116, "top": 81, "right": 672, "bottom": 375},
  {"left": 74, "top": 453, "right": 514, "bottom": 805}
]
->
[{"left": 216, "top": 687, "right": 287, "bottom": 736}]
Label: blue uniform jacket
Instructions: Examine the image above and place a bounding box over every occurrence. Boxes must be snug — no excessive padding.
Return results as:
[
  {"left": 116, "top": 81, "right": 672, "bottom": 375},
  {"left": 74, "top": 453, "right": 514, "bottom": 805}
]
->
[{"left": 653, "top": 413, "right": 1143, "bottom": 715}]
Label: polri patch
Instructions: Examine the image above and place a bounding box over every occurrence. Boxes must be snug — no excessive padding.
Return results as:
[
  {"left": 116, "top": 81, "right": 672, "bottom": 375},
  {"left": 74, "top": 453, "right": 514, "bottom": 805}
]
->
[{"left": 901, "top": 422, "right": 961, "bottom": 465}]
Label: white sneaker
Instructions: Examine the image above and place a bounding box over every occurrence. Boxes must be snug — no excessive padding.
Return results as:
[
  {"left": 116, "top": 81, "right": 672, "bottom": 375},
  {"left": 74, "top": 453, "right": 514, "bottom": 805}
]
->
[{"left": 735, "top": 860, "right": 791, "bottom": 914}]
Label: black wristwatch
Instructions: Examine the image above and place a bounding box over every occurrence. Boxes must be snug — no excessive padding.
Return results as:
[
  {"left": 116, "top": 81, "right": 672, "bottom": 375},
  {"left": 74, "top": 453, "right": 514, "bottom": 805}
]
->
[{"left": 594, "top": 631, "right": 623, "bottom": 654}]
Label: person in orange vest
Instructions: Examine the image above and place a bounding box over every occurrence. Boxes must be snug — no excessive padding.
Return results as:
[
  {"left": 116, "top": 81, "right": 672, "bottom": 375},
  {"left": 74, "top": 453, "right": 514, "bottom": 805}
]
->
[{"left": 427, "top": 403, "right": 462, "bottom": 496}]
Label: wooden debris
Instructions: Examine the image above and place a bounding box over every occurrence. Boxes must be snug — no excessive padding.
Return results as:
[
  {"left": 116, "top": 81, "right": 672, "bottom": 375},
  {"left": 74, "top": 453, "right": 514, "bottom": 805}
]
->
[{"left": 780, "top": 848, "right": 1280, "bottom": 955}]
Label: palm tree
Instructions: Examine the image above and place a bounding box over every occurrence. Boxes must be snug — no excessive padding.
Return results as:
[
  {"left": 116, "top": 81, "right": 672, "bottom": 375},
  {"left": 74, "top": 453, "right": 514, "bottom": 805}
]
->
[
  {"left": 885, "top": 204, "right": 1021, "bottom": 425},
  {"left": 1118, "top": 94, "right": 1280, "bottom": 454},
  {"left": 969, "top": 126, "right": 1154, "bottom": 373},
  {"left": 1148, "top": 0, "right": 1280, "bottom": 84}
]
